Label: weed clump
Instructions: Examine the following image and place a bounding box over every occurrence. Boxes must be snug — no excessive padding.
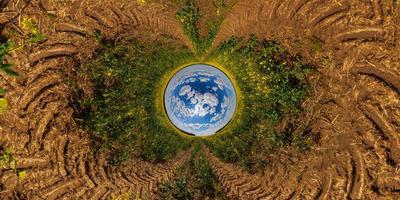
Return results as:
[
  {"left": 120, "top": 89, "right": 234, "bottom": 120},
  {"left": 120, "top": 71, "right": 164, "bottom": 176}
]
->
[{"left": 0, "top": 147, "right": 27, "bottom": 180}]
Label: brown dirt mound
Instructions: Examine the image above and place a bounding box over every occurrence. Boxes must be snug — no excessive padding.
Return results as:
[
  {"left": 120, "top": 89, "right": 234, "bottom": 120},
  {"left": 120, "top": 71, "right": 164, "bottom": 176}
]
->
[
  {"left": 209, "top": 0, "right": 400, "bottom": 199},
  {"left": 0, "top": 0, "right": 192, "bottom": 199}
]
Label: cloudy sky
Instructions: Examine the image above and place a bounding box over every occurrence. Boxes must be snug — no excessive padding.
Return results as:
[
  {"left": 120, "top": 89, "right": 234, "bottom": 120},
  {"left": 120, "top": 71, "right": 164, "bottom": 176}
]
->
[{"left": 165, "top": 64, "right": 236, "bottom": 136}]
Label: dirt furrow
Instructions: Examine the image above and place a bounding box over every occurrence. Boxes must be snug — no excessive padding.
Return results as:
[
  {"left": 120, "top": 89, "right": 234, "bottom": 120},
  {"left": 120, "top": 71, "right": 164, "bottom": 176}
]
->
[{"left": 0, "top": 0, "right": 399, "bottom": 199}]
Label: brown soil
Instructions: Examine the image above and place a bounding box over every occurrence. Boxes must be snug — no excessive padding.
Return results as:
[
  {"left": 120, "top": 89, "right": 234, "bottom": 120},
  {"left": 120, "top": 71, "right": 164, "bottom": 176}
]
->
[{"left": 0, "top": 0, "right": 399, "bottom": 199}]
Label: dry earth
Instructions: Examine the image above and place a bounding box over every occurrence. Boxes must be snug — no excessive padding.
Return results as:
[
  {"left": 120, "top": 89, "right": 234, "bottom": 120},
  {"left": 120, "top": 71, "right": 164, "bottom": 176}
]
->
[{"left": 0, "top": 0, "right": 399, "bottom": 199}]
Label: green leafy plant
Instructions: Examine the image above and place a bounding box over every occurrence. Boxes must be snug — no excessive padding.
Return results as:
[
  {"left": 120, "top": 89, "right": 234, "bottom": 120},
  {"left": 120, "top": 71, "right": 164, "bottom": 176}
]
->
[
  {"left": 18, "top": 170, "right": 27, "bottom": 181},
  {"left": 176, "top": 0, "right": 201, "bottom": 49},
  {"left": 0, "top": 40, "right": 17, "bottom": 76},
  {"left": 193, "top": 154, "right": 220, "bottom": 197},
  {"left": 0, "top": 147, "right": 26, "bottom": 180},
  {"left": 21, "top": 17, "right": 46, "bottom": 44},
  {"left": 0, "top": 147, "right": 16, "bottom": 170}
]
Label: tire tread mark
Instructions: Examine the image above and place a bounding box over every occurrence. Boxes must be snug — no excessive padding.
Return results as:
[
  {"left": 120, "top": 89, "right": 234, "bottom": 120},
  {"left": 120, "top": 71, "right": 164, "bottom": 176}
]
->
[
  {"left": 55, "top": 23, "right": 92, "bottom": 36},
  {"left": 29, "top": 46, "right": 78, "bottom": 64},
  {"left": 85, "top": 9, "right": 114, "bottom": 28},
  {"left": 310, "top": 3, "right": 349, "bottom": 27},
  {"left": 351, "top": 66, "right": 400, "bottom": 94},
  {"left": 362, "top": 105, "right": 400, "bottom": 164},
  {"left": 333, "top": 27, "right": 384, "bottom": 42},
  {"left": 40, "top": 178, "right": 83, "bottom": 200},
  {"left": 18, "top": 74, "right": 60, "bottom": 110},
  {"left": 57, "top": 136, "right": 69, "bottom": 177}
]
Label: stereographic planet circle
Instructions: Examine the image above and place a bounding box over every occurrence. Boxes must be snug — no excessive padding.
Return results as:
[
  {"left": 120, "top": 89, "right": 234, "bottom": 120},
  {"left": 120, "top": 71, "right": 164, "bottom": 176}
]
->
[{"left": 164, "top": 64, "right": 237, "bottom": 136}]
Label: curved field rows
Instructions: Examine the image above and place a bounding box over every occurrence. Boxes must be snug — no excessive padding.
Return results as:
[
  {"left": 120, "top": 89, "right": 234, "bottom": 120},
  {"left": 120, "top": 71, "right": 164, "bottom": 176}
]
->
[
  {"left": 0, "top": 0, "right": 399, "bottom": 199},
  {"left": 209, "top": 0, "right": 400, "bottom": 199},
  {"left": 0, "top": 0, "right": 192, "bottom": 199}
]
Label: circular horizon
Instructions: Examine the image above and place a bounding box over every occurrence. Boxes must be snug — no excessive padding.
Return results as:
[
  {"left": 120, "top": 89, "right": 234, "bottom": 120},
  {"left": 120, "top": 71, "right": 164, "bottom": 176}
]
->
[{"left": 164, "top": 64, "right": 237, "bottom": 136}]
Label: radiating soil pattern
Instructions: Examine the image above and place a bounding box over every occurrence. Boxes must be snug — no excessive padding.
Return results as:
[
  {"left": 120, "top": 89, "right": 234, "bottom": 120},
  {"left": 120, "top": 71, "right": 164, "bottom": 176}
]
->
[{"left": 0, "top": 0, "right": 399, "bottom": 199}]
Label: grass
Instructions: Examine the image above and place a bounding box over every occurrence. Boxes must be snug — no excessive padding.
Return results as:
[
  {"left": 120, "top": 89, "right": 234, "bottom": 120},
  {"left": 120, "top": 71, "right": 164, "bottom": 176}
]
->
[
  {"left": 157, "top": 142, "right": 227, "bottom": 199},
  {"left": 205, "top": 36, "right": 314, "bottom": 171},
  {"left": 0, "top": 17, "right": 46, "bottom": 115},
  {"left": 73, "top": 37, "right": 195, "bottom": 165},
  {"left": 71, "top": 1, "right": 313, "bottom": 172},
  {"left": 176, "top": 0, "right": 224, "bottom": 57}
]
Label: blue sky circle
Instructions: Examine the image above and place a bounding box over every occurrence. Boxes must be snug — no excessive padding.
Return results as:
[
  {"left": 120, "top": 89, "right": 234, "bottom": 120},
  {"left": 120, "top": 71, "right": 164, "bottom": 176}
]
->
[{"left": 164, "top": 64, "right": 237, "bottom": 136}]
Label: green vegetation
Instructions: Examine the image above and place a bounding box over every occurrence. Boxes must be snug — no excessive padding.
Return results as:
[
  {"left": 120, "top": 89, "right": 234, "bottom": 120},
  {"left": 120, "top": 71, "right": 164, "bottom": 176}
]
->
[
  {"left": 0, "top": 98, "right": 8, "bottom": 114},
  {"left": 20, "top": 17, "right": 46, "bottom": 44},
  {"left": 159, "top": 177, "right": 193, "bottom": 199},
  {"left": 158, "top": 143, "right": 226, "bottom": 199},
  {"left": 0, "top": 146, "right": 26, "bottom": 180},
  {"left": 0, "top": 17, "right": 46, "bottom": 77},
  {"left": 0, "top": 40, "right": 17, "bottom": 76},
  {"left": 0, "top": 40, "right": 15, "bottom": 114},
  {"left": 192, "top": 152, "right": 224, "bottom": 198},
  {"left": 0, "top": 147, "right": 16, "bottom": 170},
  {"left": 111, "top": 192, "right": 134, "bottom": 200},
  {"left": 73, "top": 38, "right": 194, "bottom": 164},
  {"left": 71, "top": 0, "right": 313, "bottom": 172},
  {"left": 0, "top": 17, "right": 45, "bottom": 115},
  {"left": 176, "top": 0, "right": 224, "bottom": 56},
  {"left": 205, "top": 36, "right": 313, "bottom": 171}
]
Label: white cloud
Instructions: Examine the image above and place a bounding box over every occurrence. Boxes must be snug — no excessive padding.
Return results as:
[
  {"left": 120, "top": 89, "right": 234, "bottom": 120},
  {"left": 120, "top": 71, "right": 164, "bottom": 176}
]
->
[
  {"left": 221, "top": 96, "right": 229, "bottom": 109},
  {"left": 214, "top": 78, "right": 224, "bottom": 90},
  {"left": 172, "top": 90, "right": 220, "bottom": 119},
  {"left": 210, "top": 107, "right": 216, "bottom": 114},
  {"left": 179, "top": 85, "right": 191, "bottom": 96},
  {"left": 199, "top": 77, "right": 211, "bottom": 82},
  {"left": 185, "top": 123, "right": 202, "bottom": 130},
  {"left": 186, "top": 89, "right": 195, "bottom": 99},
  {"left": 203, "top": 92, "right": 218, "bottom": 107},
  {"left": 197, "top": 71, "right": 213, "bottom": 77},
  {"left": 190, "top": 97, "right": 197, "bottom": 104},
  {"left": 211, "top": 113, "right": 222, "bottom": 122}
]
